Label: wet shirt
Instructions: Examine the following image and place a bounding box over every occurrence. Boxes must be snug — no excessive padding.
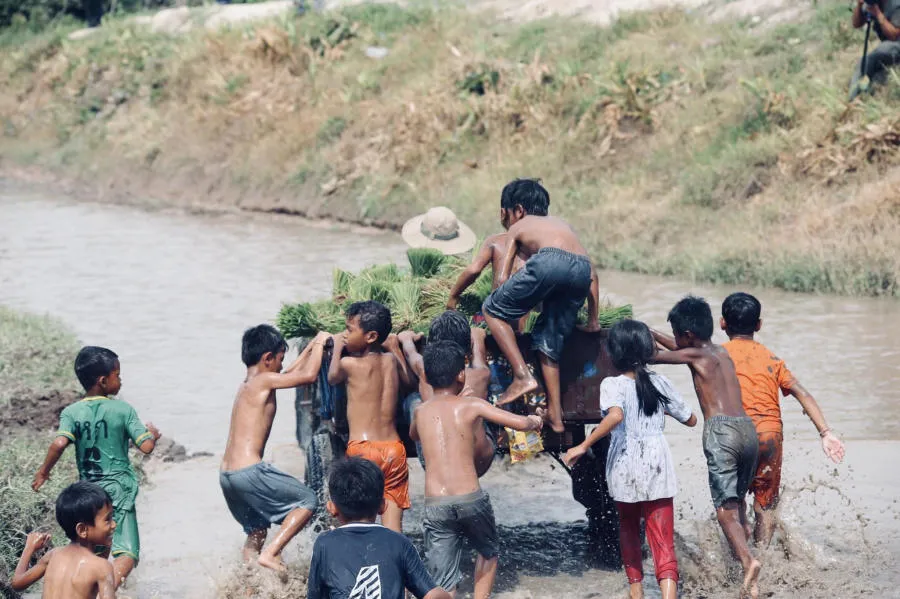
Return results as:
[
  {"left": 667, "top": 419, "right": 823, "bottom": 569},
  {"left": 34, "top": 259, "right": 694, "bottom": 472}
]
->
[
  {"left": 723, "top": 339, "right": 796, "bottom": 435},
  {"left": 56, "top": 396, "right": 151, "bottom": 509},
  {"left": 602, "top": 373, "right": 693, "bottom": 503},
  {"left": 307, "top": 523, "right": 437, "bottom": 599}
]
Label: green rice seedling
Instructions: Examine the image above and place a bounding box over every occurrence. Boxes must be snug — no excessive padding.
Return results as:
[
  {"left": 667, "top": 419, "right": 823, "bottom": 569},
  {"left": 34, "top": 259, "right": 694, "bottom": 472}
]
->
[
  {"left": 388, "top": 280, "right": 422, "bottom": 331},
  {"left": 332, "top": 268, "right": 355, "bottom": 302},
  {"left": 420, "top": 277, "right": 452, "bottom": 321},
  {"left": 407, "top": 248, "right": 447, "bottom": 278},
  {"left": 457, "top": 268, "right": 494, "bottom": 316}
]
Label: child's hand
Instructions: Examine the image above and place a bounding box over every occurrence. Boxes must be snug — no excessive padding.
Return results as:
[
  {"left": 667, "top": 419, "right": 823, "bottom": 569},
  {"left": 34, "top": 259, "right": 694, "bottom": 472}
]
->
[
  {"left": 313, "top": 331, "right": 332, "bottom": 345},
  {"left": 446, "top": 296, "right": 458, "bottom": 310},
  {"left": 25, "top": 532, "right": 51, "bottom": 553},
  {"left": 31, "top": 471, "right": 50, "bottom": 492},
  {"left": 146, "top": 422, "right": 162, "bottom": 440},
  {"left": 398, "top": 330, "right": 423, "bottom": 345},
  {"left": 383, "top": 333, "right": 400, "bottom": 352},
  {"left": 578, "top": 320, "right": 601, "bottom": 333},
  {"left": 821, "top": 431, "right": 845, "bottom": 463},
  {"left": 526, "top": 414, "right": 544, "bottom": 431},
  {"left": 563, "top": 444, "right": 588, "bottom": 468}
]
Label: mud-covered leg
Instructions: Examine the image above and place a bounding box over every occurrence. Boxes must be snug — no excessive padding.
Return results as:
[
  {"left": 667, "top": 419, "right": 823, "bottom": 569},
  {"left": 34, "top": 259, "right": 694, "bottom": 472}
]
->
[
  {"left": 484, "top": 312, "right": 537, "bottom": 404},
  {"left": 538, "top": 352, "right": 564, "bottom": 433}
]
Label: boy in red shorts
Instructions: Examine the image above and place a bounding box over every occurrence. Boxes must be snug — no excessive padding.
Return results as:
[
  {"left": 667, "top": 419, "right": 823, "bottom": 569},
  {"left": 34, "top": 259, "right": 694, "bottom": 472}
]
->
[{"left": 721, "top": 292, "right": 846, "bottom": 547}]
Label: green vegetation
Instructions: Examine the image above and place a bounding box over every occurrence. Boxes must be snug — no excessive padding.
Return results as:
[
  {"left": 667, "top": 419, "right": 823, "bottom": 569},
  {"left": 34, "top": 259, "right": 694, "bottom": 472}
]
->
[
  {"left": 1, "top": 2, "right": 898, "bottom": 296},
  {"left": 276, "top": 248, "right": 632, "bottom": 337}
]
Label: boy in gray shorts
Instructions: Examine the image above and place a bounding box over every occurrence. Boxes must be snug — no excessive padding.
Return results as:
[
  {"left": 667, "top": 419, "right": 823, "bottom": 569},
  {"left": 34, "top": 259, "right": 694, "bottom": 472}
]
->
[
  {"left": 220, "top": 325, "right": 329, "bottom": 573},
  {"left": 410, "top": 341, "right": 543, "bottom": 597},
  {"left": 651, "top": 296, "right": 762, "bottom": 599}
]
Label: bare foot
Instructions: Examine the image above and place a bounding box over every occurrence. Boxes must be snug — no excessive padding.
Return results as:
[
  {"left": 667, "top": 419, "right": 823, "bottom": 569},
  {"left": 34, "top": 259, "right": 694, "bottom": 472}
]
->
[
  {"left": 497, "top": 376, "right": 538, "bottom": 406},
  {"left": 740, "top": 559, "right": 761, "bottom": 599},
  {"left": 258, "top": 553, "right": 288, "bottom": 581}
]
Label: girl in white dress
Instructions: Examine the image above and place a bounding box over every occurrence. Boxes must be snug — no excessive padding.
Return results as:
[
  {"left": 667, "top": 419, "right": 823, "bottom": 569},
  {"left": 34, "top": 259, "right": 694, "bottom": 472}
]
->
[{"left": 564, "top": 320, "right": 697, "bottom": 599}]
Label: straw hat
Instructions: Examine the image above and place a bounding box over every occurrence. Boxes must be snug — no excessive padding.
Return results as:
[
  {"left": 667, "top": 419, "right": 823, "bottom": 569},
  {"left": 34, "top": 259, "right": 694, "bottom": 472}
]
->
[{"left": 401, "top": 207, "right": 476, "bottom": 256}]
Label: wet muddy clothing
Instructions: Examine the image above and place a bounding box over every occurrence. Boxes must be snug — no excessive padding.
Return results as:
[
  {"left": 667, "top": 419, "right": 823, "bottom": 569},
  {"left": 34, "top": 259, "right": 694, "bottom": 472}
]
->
[
  {"left": 482, "top": 247, "right": 592, "bottom": 362},
  {"left": 750, "top": 431, "right": 783, "bottom": 510},
  {"left": 219, "top": 461, "right": 317, "bottom": 534},
  {"left": 57, "top": 396, "right": 152, "bottom": 560},
  {"left": 346, "top": 439, "right": 411, "bottom": 510},
  {"left": 308, "top": 523, "right": 437, "bottom": 599},
  {"left": 724, "top": 339, "right": 796, "bottom": 435},
  {"left": 703, "top": 416, "right": 759, "bottom": 508},
  {"left": 617, "top": 498, "right": 678, "bottom": 584},
  {"left": 602, "top": 374, "right": 693, "bottom": 503},
  {"left": 424, "top": 489, "right": 499, "bottom": 591}
]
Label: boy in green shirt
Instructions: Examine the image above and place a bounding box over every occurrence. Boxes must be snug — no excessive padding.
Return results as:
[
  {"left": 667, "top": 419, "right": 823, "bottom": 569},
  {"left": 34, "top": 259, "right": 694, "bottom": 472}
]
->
[{"left": 33, "top": 346, "right": 160, "bottom": 588}]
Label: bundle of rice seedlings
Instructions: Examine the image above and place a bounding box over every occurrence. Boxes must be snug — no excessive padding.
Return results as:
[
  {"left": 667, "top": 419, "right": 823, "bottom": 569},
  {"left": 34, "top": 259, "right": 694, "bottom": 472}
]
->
[
  {"left": 332, "top": 268, "right": 354, "bottom": 303},
  {"left": 277, "top": 300, "right": 346, "bottom": 338},
  {"left": 597, "top": 304, "right": 633, "bottom": 328},
  {"left": 420, "top": 278, "right": 453, "bottom": 322},
  {"left": 458, "top": 268, "right": 494, "bottom": 316},
  {"left": 388, "top": 280, "right": 422, "bottom": 331},
  {"left": 407, "top": 248, "right": 447, "bottom": 278}
]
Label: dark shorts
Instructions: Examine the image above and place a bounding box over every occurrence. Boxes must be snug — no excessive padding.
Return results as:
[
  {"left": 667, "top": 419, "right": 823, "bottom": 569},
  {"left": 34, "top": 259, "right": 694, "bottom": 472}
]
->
[
  {"left": 424, "top": 489, "right": 499, "bottom": 591},
  {"left": 702, "top": 416, "right": 759, "bottom": 509},
  {"left": 482, "top": 247, "right": 591, "bottom": 362},
  {"left": 220, "top": 462, "right": 317, "bottom": 534}
]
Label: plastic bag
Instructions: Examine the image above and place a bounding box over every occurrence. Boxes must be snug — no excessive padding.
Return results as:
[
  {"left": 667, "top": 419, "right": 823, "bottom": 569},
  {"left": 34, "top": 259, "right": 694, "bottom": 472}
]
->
[{"left": 506, "top": 428, "right": 543, "bottom": 464}]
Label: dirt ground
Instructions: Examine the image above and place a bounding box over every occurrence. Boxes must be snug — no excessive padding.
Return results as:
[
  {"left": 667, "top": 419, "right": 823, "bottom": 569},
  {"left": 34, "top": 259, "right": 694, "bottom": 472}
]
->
[{"left": 0, "top": 390, "right": 80, "bottom": 438}]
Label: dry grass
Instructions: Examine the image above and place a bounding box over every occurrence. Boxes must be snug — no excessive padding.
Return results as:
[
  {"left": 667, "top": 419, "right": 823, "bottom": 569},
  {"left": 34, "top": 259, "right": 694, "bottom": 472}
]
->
[{"left": 0, "top": 1, "right": 898, "bottom": 295}]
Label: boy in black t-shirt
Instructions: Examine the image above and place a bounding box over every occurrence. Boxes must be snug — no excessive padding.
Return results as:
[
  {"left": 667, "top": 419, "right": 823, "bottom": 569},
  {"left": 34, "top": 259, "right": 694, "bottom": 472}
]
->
[{"left": 307, "top": 458, "right": 450, "bottom": 599}]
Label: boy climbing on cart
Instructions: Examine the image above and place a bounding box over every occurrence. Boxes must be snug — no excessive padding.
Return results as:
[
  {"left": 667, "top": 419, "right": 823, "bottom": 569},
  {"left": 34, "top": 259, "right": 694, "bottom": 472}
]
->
[{"left": 482, "top": 178, "right": 601, "bottom": 432}]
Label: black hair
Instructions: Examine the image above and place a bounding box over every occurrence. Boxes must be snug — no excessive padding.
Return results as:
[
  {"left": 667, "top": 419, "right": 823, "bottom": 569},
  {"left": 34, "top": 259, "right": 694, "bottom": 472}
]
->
[
  {"left": 74, "top": 346, "right": 119, "bottom": 391},
  {"left": 423, "top": 340, "right": 466, "bottom": 389},
  {"left": 667, "top": 295, "right": 714, "bottom": 341},
  {"left": 501, "top": 178, "right": 550, "bottom": 216},
  {"left": 241, "top": 324, "right": 288, "bottom": 367},
  {"left": 722, "top": 292, "right": 761, "bottom": 336},
  {"left": 428, "top": 311, "right": 470, "bottom": 353},
  {"left": 56, "top": 481, "right": 112, "bottom": 540},
  {"left": 346, "top": 300, "right": 392, "bottom": 344},
  {"left": 328, "top": 457, "right": 385, "bottom": 520},
  {"left": 607, "top": 320, "right": 672, "bottom": 417}
]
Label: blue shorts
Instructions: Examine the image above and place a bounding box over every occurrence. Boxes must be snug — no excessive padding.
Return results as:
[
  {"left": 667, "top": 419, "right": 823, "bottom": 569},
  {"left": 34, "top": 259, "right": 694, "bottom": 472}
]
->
[
  {"left": 483, "top": 247, "right": 592, "bottom": 361},
  {"left": 220, "top": 462, "right": 317, "bottom": 534}
]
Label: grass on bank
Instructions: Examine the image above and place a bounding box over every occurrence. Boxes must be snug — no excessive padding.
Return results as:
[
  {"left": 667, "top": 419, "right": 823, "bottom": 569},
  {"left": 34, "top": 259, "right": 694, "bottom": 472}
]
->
[{"left": 0, "top": 1, "right": 898, "bottom": 296}]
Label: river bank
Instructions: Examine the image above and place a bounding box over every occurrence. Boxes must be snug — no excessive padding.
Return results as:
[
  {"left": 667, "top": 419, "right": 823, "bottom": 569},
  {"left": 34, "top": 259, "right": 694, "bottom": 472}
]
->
[{"left": 1, "top": 1, "right": 898, "bottom": 297}]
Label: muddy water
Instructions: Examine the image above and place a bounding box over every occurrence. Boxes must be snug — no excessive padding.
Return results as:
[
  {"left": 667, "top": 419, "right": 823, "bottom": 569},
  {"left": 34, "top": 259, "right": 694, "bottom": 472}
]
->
[{"left": 2, "top": 182, "right": 898, "bottom": 598}]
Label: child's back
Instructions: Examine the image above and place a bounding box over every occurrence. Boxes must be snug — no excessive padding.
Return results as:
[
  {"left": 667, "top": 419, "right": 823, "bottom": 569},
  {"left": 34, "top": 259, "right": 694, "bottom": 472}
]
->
[
  {"left": 42, "top": 545, "right": 115, "bottom": 599},
  {"left": 723, "top": 337, "right": 792, "bottom": 431},
  {"left": 343, "top": 350, "right": 402, "bottom": 442},
  {"left": 506, "top": 215, "right": 589, "bottom": 260},
  {"left": 415, "top": 394, "right": 483, "bottom": 497}
]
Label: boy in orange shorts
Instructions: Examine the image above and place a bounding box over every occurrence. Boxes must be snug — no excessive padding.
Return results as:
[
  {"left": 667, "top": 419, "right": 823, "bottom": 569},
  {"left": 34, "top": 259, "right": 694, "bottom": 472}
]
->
[
  {"left": 721, "top": 292, "right": 846, "bottom": 547},
  {"left": 328, "top": 300, "right": 413, "bottom": 533}
]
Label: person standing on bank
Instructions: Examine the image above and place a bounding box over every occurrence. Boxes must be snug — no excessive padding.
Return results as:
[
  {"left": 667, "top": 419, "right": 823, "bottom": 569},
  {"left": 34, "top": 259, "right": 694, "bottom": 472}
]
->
[{"left": 849, "top": 0, "right": 900, "bottom": 99}]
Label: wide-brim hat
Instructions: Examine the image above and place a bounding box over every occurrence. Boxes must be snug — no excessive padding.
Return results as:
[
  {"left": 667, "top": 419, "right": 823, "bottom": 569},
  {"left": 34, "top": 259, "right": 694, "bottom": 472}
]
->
[{"left": 401, "top": 206, "right": 476, "bottom": 256}]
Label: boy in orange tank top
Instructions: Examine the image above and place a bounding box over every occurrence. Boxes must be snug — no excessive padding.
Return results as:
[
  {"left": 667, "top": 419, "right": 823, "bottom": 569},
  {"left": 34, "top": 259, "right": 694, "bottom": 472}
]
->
[{"left": 721, "top": 292, "right": 845, "bottom": 547}]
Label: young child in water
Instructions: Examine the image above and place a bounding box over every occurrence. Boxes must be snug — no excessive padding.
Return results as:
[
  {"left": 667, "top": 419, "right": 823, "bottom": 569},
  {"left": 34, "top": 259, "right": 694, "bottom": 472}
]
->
[
  {"left": 33, "top": 346, "right": 160, "bottom": 587},
  {"left": 12, "top": 482, "right": 117, "bottom": 598},
  {"left": 721, "top": 292, "right": 845, "bottom": 547},
  {"left": 328, "top": 300, "right": 413, "bottom": 533},
  {"left": 565, "top": 320, "right": 697, "bottom": 599},
  {"left": 482, "top": 178, "right": 600, "bottom": 433},
  {"left": 220, "top": 325, "right": 329, "bottom": 573},
  {"left": 410, "top": 341, "right": 543, "bottom": 599},
  {"left": 652, "top": 296, "right": 761, "bottom": 599},
  {"left": 307, "top": 457, "right": 451, "bottom": 599}
]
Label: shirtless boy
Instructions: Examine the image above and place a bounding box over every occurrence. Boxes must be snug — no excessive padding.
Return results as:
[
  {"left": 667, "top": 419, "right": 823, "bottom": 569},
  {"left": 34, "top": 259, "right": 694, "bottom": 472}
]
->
[
  {"left": 721, "top": 292, "right": 845, "bottom": 547},
  {"left": 11, "top": 482, "right": 116, "bottom": 599},
  {"left": 410, "top": 340, "right": 543, "bottom": 599},
  {"left": 652, "top": 296, "right": 761, "bottom": 599},
  {"left": 328, "top": 300, "right": 413, "bottom": 533},
  {"left": 220, "top": 325, "right": 329, "bottom": 573},
  {"left": 482, "top": 178, "right": 600, "bottom": 432},
  {"left": 398, "top": 311, "right": 495, "bottom": 475}
]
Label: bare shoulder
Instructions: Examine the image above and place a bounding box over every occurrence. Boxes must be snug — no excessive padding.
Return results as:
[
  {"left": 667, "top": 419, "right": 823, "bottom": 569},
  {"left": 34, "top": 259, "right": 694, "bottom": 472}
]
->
[{"left": 485, "top": 232, "right": 506, "bottom": 246}]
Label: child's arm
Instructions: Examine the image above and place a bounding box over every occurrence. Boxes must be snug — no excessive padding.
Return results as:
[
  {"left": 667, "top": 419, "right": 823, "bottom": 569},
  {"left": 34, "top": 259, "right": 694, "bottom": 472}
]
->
[
  {"left": 582, "top": 265, "right": 601, "bottom": 332},
  {"left": 461, "top": 327, "right": 490, "bottom": 400},
  {"left": 137, "top": 422, "right": 162, "bottom": 454},
  {"left": 409, "top": 404, "right": 420, "bottom": 442},
  {"left": 398, "top": 331, "right": 425, "bottom": 380},
  {"left": 447, "top": 240, "right": 495, "bottom": 309},
  {"left": 383, "top": 333, "right": 414, "bottom": 389},
  {"left": 650, "top": 346, "right": 702, "bottom": 367},
  {"left": 326, "top": 332, "right": 348, "bottom": 386},
  {"left": 497, "top": 228, "right": 520, "bottom": 285},
  {"left": 563, "top": 407, "right": 624, "bottom": 467},
  {"left": 95, "top": 560, "right": 117, "bottom": 599},
  {"left": 32, "top": 436, "right": 70, "bottom": 491},
  {"left": 10, "top": 532, "right": 51, "bottom": 591},
  {"left": 650, "top": 328, "right": 679, "bottom": 351},
  {"left": 473, "top": 400, "right": 543, "bottom": 432},
  {"left": 786, "top": 380, "right": 845, "bottom": 463},
  {"left": 269, "top": 331, "right": 331, "bottom": 389}
]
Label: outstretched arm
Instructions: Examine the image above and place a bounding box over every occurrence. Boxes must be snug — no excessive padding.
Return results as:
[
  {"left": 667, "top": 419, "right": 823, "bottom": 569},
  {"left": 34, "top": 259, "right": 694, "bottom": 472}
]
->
[
  {"left": 11, "top": 533, "right": 51, "bottom": 591},
  {"left": 32, "top": 437, "right": 69, "bottom": 491},
  {"left": 461, "top": 328, "right": 490, "bottom": 400},
  {"left": 650, "top": 347, "right": 701, "bottom": 366},
  {"left": 497, "top": 229, "right": 520, "bottom": 285},
  {"left": 583, "top": 266, "right": 601, "bottom": 331},
  {"left": 383, "top": 334, "right": 414, "bottom": 389},
  {"left": 326, "top": 333, "right": 349, "bottom": 386},
  {"left": 650, "top": 328, "right": 678, "bottom": 351},
  {"left": 448, "top": 241, "right": 495, "bottom": 309},
  {"left": 563, "top": 407, "right": 624, "bottom": 467},
  {"left": 96, "top": 561, "right": 117, "bottom": 599},
  {"left": 786, "top": 380, "right": 845, "bottom": 463},
  {"left": 473, "top": 400, "right": 542, "bottom": 431},
  {"left": 409, "top": 404, "right": 421, "bottom": 442},
  {"left": 270, "top": 331, "right": 330, "bottom": 389}
]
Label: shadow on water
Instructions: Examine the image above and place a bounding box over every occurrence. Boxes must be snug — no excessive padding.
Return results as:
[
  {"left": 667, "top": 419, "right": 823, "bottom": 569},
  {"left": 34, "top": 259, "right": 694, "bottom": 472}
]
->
[{"left": 408, "top": 521, "right": 620, "bottom": 595}]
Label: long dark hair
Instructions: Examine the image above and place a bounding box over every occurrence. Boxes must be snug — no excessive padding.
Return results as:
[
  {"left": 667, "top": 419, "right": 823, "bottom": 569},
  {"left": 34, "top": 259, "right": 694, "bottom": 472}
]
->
[{"left": 607, "top": 319, "right": 672, "bottom": 417}]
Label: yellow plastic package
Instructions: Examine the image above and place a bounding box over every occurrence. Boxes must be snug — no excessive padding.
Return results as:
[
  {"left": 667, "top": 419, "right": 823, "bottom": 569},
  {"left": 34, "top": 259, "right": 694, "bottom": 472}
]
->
[{"left": 506, "top": 428, "right": 544, "bottom": 464}]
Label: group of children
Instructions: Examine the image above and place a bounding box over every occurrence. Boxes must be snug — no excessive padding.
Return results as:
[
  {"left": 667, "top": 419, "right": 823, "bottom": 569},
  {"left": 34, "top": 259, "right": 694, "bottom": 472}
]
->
[{"left": 11, "top": 179, "right": 845, "bottom": 599}]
